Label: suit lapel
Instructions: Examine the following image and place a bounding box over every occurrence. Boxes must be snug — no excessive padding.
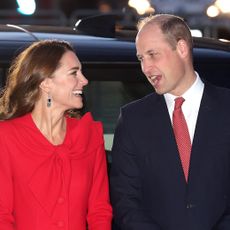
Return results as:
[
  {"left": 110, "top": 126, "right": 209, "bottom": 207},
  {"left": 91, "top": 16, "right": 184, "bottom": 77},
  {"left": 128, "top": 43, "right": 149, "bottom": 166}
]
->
[{"left": 188, "top": 83, "right": 216, "bottom": 183}]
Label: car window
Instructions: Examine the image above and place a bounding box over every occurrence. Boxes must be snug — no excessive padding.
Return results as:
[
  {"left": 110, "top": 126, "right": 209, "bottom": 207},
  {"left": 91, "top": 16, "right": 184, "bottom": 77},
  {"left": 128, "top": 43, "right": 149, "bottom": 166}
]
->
[
  {"left": 84, "top": 80, "right": 152, "bottom": 150},
  {"left": 81, "top": 62, "right": 152, "bottom": 151}
]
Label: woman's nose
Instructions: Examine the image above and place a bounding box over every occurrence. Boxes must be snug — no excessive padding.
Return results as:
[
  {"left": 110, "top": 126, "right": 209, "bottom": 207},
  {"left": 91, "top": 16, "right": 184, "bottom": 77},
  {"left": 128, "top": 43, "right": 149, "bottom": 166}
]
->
[{"left": 79, "top": 72, "right": 88, "bottom": 86}]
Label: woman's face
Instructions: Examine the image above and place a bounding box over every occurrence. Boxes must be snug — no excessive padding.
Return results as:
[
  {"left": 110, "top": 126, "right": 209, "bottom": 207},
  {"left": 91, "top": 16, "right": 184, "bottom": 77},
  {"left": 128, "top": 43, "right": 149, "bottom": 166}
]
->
[{"left": 47, "top": 50, "right": 88, "bottom": 111}]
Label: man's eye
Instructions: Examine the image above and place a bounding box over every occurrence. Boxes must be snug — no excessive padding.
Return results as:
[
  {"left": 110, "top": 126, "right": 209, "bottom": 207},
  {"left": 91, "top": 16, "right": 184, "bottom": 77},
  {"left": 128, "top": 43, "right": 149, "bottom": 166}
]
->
[
  {"left": 150, "top": 52, "right": 156, "bottom": 57},
  {"left": 137, "top": 56, "right": 143, "bottom": 62}
]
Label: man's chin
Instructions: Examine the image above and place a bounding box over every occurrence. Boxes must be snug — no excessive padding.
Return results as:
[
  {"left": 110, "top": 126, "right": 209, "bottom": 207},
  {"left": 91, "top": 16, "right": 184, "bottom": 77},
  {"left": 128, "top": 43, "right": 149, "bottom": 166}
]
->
[{"left": 154, "top": 88, "right": 164, "bottom": 95}]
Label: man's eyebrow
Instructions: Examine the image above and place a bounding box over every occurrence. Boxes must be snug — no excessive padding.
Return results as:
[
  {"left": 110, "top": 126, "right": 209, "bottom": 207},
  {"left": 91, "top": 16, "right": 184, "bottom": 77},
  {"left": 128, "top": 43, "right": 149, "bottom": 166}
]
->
[
  {"left": 136, "top": 49, "right": 156, "bottom": 58},
  {"left": 146, "top": 49, "right": 156, "bottom": 54}
]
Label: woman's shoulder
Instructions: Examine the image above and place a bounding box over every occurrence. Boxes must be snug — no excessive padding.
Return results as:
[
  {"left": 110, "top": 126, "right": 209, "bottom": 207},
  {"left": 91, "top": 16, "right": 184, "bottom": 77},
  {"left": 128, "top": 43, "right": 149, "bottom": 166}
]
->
[
  {"left": 0, "top": 113, "right": 31, "bottom": 128},
  {"left": 67, "top": 112, "right": 104, "bottom": 145},
  {"left": 0, "top": 120, "right": 11, "bottom": 135},
  {"left": 68, "top": 112, "right": 103, "bottom": 132},
  {"left": 0, "top": 113, "right": 32, "bottom": 138}
]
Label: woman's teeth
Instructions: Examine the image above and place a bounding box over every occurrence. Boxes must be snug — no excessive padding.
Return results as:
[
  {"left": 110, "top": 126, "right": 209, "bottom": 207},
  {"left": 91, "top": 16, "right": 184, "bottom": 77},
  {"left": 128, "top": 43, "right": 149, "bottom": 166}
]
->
[{"left": 72, "top": 90, "right": 83, "bottom": 96}]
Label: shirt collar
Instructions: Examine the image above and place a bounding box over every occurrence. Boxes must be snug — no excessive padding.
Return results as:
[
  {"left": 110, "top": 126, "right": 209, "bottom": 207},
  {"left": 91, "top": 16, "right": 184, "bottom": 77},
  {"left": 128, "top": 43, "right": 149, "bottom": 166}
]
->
[{"left": 164, "top": 72, "right": 204, "bottom": 109}]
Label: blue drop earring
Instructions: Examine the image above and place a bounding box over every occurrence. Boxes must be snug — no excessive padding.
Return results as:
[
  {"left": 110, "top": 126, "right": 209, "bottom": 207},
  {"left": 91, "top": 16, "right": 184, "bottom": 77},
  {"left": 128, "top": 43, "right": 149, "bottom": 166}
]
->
[{"left": 47, "top": 94, "right": 52, "bottom": 107}]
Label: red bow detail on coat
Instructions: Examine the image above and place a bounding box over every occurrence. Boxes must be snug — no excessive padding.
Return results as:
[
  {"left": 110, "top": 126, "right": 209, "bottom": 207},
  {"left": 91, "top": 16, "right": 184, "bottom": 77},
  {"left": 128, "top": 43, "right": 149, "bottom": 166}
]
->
[{"left": 28, "top": 112, "right": 103, "bottom": 217}]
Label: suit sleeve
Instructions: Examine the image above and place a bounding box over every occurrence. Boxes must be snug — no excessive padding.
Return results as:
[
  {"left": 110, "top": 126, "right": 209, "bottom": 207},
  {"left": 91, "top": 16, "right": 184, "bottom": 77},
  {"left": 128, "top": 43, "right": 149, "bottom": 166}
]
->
[
  {"left": 87, "top": 125, "right": 112, "bottom": 230},
  {"left": 110, "top": 109, "right": 162, "bottom": 230},
  {"left": 0, "top": 130, "right": 15, "bottom": 230}
]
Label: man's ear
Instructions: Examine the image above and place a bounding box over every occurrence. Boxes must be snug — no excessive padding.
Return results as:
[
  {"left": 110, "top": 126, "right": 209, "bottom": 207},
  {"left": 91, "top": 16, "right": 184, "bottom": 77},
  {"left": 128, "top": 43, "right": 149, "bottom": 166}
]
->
[
  {"left": 39, "top": 78, "right": 52, "bottom": 93},
  {"left": 177, "top": 39, "right": 189, "bottom": 58}
]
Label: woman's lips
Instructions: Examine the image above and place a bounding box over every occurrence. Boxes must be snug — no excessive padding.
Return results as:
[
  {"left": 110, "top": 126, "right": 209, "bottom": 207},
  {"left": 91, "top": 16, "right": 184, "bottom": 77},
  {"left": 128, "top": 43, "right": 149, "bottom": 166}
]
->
[{"left": 72, "top": 90, "right": 83, "bottom": 96}]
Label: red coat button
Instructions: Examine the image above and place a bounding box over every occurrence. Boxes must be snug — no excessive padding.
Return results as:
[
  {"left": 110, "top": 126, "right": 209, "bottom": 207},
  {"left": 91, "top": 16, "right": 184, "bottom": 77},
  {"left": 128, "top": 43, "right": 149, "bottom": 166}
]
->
[
  {"left": 57, "top": 220, "right": 64, "bottom": 228},
  {"left": 57, "top": 197, "right": 64, "bottom": 204}
]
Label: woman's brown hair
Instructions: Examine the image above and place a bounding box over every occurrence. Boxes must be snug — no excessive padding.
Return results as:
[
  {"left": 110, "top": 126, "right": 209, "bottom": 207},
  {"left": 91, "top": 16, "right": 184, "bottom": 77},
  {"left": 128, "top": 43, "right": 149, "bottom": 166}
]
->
[{"left": 0, "top": 39, "right": 74, "bottom": 120}]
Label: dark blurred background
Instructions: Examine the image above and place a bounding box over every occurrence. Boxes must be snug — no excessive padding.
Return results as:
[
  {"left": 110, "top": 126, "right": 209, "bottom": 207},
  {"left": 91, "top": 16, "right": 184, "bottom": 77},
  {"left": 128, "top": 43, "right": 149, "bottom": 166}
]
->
[{"left": 0, "top": 0, "right": 230, "bottom": 39}]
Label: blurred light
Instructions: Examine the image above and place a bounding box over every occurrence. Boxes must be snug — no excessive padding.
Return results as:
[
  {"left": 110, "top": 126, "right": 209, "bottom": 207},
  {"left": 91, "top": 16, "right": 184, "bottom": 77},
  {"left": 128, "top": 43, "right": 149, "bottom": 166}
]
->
[
  {"left": 191, "top": 29, "right": 203, "bottom": 37},
  {"left": 17, "top": 0, "right": 36, "bottom": 15},
  {"left": 219, "top": 38, "right": 230, "bottom": 42},
  {"left": 215, "top": 0, "right": 230, "bottom": 14},
  {"left": 206, "top": 5, "right": 220, "bottom": 17},
  {"left": 128, "top": 0, "right": 154, "bottom": 15}
]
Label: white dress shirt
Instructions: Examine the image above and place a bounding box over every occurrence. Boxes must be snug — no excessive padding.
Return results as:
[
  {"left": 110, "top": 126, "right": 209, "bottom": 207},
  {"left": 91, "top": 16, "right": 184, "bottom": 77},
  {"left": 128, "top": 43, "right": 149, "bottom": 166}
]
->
[{"left": 164, "top": 72, "right": 204, "bottom": 143}]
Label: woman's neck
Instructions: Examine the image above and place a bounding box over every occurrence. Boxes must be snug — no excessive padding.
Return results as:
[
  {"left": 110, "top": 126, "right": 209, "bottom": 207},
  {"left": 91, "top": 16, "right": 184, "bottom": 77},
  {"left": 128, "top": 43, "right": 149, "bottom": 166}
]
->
[{"left": 31, "top": 105, "right": 67, "bottom": 145}]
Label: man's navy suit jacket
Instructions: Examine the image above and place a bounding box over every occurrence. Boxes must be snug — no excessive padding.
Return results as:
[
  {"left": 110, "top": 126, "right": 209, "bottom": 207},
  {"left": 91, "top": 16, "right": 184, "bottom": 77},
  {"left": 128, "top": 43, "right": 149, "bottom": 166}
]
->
[{"left": 110, "top": 82, "right": 230, "bottom": 230}]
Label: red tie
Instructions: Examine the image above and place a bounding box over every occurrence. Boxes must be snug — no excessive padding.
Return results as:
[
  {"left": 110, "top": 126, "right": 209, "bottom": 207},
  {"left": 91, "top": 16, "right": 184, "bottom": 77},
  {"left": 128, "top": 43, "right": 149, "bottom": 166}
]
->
[{"left": 173, "top": 97, "right": 191, "bottom": 182}]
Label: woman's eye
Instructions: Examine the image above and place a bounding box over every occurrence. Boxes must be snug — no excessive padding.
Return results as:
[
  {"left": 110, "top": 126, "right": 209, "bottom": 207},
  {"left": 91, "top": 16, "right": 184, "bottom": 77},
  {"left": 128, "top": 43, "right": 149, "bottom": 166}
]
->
[{"left": 70, "top": 71, "right": 77, "bottom": 77}]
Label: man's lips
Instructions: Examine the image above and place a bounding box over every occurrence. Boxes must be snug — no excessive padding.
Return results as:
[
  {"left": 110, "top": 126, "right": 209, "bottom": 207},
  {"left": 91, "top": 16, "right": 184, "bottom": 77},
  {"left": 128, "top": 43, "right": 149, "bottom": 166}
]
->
[{"left": 148, "top": 75, "right": 162, "bottom": 86}]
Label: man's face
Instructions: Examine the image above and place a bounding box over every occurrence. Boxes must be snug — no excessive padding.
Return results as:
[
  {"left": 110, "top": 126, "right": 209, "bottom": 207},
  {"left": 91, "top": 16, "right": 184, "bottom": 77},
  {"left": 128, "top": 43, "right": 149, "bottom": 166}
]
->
[{"left": 136, "top": 24, "right": 190, "bottom": 96}]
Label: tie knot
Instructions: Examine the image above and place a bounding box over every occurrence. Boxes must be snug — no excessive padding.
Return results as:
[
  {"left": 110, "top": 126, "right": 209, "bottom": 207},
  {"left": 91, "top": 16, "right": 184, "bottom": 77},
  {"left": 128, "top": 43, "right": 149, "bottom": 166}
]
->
[{"left": 174, "top": 97, "right": 185, "bottom": 110}]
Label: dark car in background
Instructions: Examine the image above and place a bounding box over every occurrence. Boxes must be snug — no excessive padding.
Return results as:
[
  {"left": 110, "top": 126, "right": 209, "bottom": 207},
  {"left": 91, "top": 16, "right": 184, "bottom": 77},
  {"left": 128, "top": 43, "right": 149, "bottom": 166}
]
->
[{"left": 0, "top": 15, "right": 230, "bottom": 157}]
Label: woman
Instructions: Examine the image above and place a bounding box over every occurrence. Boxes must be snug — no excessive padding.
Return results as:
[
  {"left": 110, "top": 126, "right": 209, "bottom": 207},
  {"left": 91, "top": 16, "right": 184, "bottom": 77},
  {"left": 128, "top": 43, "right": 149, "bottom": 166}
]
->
[{"left": 0, "top": 40, "right": 112, "bottom": 230}]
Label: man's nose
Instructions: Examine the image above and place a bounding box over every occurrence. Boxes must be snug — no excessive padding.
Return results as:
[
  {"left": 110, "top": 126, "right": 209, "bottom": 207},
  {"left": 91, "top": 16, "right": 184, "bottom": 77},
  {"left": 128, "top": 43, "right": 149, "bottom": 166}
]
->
[{"left": 142, "top": 59, "right": 153, "bottom": 76}]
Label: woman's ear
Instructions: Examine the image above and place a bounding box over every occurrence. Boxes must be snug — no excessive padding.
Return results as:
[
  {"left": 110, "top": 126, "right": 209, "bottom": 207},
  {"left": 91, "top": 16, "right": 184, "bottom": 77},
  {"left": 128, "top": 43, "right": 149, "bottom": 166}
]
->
[{"left": 39, "top": 78, "right": 52, "bottom": 93}]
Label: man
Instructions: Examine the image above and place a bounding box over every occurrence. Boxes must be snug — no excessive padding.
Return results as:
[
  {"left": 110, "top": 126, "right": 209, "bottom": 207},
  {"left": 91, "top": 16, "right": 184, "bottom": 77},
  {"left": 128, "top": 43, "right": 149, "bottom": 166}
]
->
[{"left": 110, "top": 14, "right": 230, "bottom": 230}]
